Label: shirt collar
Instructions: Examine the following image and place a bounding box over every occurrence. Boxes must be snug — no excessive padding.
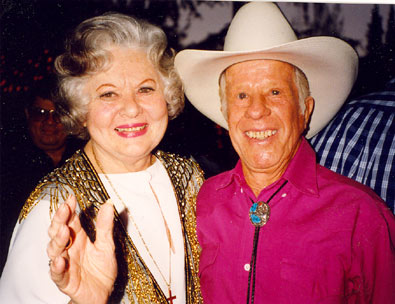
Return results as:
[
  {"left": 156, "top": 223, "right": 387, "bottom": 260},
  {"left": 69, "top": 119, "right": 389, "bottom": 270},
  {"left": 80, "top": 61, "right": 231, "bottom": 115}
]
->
[
  {"left": 216, "top": 137, "right": 319, "bottom": 197},
  {"left": 215, "top": 159, "right": 244, "bottom": 190},
  {"left": 282, "top": 137, "right": 319, "bottom": 197}
]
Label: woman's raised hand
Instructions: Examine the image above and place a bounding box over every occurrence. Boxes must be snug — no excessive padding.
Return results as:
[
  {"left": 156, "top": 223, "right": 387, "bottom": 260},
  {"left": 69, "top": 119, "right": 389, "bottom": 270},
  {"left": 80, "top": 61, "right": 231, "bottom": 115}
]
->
[{"left": 47, "top": 195, "right": 117, "bottom": 304}]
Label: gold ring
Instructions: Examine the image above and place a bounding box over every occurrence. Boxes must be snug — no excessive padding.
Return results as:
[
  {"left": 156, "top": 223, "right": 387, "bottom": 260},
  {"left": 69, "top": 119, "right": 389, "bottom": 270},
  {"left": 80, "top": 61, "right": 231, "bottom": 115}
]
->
[{"left": 65, "top": 236, "right": 73, "bottom": 250}]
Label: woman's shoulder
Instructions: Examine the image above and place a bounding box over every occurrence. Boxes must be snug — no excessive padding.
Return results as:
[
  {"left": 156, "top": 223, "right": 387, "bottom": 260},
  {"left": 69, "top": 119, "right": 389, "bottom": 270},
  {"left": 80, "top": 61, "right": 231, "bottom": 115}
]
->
[
  {"left": 155, "top": 150, "right": 204, "bottom": 176},
  {"left": 43, "top": 149, "right": 87, "bottom": 180},
  {"left": 19, "top": 149, "right": 96, "bottom": 222},
  {"left": 155, "top": 150, "right": 205, "bottom": 194}
]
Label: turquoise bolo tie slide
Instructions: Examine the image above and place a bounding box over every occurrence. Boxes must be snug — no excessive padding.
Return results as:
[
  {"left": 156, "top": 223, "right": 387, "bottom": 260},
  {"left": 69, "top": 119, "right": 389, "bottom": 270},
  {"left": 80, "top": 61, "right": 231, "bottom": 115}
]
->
[{"left": 249, "top": 202, "right": 270, "bottom": 227}]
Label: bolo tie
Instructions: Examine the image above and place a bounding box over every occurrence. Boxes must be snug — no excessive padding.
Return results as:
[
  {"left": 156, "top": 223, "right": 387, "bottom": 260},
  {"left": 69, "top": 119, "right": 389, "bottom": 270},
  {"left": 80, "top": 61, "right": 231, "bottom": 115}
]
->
[{"left": 246, "top": 180, "right": 288, "bottom": 304}]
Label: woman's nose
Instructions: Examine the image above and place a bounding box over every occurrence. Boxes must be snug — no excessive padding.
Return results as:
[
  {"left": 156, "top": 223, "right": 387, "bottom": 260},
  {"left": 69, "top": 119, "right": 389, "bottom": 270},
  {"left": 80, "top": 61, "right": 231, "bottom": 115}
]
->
[{"left": 120, "top": 95, "right": 142, "bottom": 117}]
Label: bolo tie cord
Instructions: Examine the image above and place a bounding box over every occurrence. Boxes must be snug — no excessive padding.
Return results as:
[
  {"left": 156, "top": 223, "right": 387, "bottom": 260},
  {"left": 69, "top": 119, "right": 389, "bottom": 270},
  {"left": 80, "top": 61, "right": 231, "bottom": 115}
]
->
[{"left": 246, "top": 180, "right": 288, "bottom": 304}]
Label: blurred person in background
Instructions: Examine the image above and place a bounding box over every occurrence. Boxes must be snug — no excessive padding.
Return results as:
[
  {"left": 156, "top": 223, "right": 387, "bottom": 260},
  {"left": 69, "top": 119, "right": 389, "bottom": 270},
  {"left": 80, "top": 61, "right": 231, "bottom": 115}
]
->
[
  {"left": 25, "top": 76, "right": 69, "bottom": 167},
  {"left": 0, "top": 75, "right": 84, "bottom": 274},
  {"left": 310, "top": 77, "right": 395, "bottom": 213}
]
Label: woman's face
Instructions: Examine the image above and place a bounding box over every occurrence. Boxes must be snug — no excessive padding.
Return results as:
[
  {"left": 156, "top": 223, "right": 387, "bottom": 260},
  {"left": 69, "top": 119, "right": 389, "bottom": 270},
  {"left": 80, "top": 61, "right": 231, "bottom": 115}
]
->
[{"left": 84, "top": 46, "right": 168, "bottom": 172}]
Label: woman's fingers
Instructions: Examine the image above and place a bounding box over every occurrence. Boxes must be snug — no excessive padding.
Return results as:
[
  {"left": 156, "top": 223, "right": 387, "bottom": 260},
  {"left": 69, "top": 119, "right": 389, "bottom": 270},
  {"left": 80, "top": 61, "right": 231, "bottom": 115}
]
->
[
  {"left": 47, "top": 196, "right": 77, "bottom": 261},
  {"left": 49, "top": 256, "right": 69, "bottom": 288},
  {"left": 66, "top": 196, "right": 83, "bottom": 235},
  {"left": 65, "top": 194, "right": 77, "bottom": 212},
  {"left": 47, "top": 224, "right": 71, "bottom": 261},
  {"left": 48, "top": 202, "right": 70, "bottom": 239},
  {"left": 95, "top": 200, "right": 115, "bottom": 251}
]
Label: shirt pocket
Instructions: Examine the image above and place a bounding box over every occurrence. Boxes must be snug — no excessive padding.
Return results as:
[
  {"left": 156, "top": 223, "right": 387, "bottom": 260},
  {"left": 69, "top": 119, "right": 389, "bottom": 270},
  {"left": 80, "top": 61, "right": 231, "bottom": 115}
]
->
[{"left": 279, "top": 258, "right": 347, "bottom": 303}]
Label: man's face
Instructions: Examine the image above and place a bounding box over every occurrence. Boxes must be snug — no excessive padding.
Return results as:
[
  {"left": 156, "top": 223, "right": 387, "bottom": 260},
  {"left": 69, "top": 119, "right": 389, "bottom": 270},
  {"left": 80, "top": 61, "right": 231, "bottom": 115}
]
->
[
  {"left": 26, "top": 96, "right": 67, "bottom": 153},
  {"left": 225, "top": 59, "right": 313, "bottom": 180}
]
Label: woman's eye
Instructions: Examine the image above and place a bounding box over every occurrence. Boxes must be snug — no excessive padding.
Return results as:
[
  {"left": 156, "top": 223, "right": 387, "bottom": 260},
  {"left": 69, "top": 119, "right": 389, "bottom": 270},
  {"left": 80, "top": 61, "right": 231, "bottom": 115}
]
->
[
  {"left": 100, "top": 92, "right": 116, "bottom": 98},
  {"left": 272, "top": 89, "right": 280, "bottom": 95},
  {"left": 139, "top": 87, "right": 154, "bottom": 94}
]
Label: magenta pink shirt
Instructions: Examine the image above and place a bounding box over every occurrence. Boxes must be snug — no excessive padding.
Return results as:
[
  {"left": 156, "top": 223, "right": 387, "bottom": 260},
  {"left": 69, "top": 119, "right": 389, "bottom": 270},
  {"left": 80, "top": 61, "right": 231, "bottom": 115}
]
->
[{"left": 197, "top": 138, "right": 395, "bottom": 303}]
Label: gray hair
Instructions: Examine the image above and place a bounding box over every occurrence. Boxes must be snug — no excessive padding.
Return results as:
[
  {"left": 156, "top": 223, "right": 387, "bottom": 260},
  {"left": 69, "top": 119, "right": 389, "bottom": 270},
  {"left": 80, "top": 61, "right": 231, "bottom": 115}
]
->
[
  {"left": 55, "top": 13, "right": 184, "bottom": 139},
  {"left": 219, "top": 62, "right": 310, "bottom": 119}
]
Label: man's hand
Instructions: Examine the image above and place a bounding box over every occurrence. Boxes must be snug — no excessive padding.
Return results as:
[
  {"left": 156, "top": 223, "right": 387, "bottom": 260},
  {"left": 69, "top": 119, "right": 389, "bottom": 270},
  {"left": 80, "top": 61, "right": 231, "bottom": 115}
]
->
[{"left": 47, "top": 195, "right": 117, "bottom": 304}]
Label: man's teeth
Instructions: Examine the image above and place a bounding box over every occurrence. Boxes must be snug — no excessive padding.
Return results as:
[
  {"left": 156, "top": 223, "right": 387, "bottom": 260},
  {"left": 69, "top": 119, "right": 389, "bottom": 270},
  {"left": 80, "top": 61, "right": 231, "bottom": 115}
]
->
[
  {"left": 246, "top": 130, "right": 277, "bottom": 139},
  {"left": 115, "top": 125, "right": 146, "bottom": 132}
]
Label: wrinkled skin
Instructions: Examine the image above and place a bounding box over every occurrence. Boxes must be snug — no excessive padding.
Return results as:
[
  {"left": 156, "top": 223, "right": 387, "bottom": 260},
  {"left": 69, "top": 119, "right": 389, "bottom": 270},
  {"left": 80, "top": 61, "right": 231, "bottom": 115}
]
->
[{"left": 224, "top": 60, "right": 314, "bottom": 195}]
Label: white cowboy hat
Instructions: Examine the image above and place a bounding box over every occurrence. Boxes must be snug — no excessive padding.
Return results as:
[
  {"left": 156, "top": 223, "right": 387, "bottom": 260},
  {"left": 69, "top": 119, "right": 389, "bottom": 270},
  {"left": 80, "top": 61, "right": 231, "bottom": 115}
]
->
[{"left": 175, "top": 2, "right": 358, "bottom": 138}]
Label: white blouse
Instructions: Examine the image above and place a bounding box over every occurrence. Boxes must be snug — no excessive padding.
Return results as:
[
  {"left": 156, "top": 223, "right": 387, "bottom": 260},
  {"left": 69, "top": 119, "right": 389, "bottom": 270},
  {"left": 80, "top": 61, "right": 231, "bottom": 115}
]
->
[{"left": 100, "top": 158, "right": 185, "bottom": 303}]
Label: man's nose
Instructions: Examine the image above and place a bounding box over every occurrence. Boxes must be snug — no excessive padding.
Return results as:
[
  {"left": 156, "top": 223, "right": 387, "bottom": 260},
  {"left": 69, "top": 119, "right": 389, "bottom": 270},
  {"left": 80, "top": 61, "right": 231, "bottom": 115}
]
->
[
  {"left": 246, "top": 95, "right": 271, "bottom": 119},
  {"left": 43, "top": 112, "right": 58, "bottom": 125}
]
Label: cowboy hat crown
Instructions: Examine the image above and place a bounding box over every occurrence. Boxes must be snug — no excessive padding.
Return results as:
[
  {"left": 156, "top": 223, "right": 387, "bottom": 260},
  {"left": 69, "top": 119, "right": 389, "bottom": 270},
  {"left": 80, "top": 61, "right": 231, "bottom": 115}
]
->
[{"left": 224, "top": 1, "right": 297, "bottom": 51}]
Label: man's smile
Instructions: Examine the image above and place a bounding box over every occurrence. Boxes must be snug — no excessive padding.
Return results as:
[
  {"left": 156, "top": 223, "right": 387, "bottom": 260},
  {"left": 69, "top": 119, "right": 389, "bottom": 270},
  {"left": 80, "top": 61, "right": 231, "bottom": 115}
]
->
[{"left": 245, "top": 129, "right": 277, "bottom": 140}]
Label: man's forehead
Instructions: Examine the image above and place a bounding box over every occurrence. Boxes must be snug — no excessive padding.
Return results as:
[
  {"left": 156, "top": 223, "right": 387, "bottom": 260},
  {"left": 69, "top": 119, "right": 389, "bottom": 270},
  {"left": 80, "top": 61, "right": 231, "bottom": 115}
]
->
[{"left": 33, "top": 96, "right": 55, "bottom": 109}]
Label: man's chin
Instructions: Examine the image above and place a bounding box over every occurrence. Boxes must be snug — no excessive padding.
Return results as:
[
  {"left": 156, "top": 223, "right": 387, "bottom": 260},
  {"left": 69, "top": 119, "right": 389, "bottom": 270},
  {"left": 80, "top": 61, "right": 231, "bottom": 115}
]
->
[{"left": 37, "top": 140, "right": 66, "bottom": 151}]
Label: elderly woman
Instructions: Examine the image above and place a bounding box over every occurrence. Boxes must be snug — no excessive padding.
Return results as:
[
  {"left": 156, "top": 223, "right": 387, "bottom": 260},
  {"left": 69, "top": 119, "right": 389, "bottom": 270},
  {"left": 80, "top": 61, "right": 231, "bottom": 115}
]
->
[{"left": 0, "top": 13, "right": 203, "bottom": 303}]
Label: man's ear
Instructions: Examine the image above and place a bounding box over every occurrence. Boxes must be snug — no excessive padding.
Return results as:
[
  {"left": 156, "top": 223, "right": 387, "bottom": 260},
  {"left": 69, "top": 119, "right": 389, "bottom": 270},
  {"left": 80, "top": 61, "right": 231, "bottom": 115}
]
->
[
  {"left": 220, "top": 104, "right": 228, "bottom": 122},
  {"left": 303, "top": 96, "right": 314, "bottom": 129}
]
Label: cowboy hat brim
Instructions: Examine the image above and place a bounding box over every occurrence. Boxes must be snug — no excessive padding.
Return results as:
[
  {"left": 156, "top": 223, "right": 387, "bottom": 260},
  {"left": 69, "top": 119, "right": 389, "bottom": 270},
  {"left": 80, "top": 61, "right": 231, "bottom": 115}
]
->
[{"left": 175, "top": 36, "right": 358, "bottom": 138}]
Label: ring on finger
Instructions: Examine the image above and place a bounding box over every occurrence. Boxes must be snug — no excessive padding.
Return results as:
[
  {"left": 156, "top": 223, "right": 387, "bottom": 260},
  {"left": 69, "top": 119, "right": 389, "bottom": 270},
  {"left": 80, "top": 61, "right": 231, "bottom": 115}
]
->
[{"left": 65, "top": 236, "right": 73, "bottom": 250}]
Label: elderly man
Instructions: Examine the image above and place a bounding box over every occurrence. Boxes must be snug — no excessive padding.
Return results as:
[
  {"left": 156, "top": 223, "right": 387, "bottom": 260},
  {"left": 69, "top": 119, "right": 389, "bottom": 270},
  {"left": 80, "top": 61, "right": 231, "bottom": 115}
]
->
[
  {"left": 175, "top": 2, "right": 395, "bottom": 303},
  {"left": 1, "top": 76, "right": 84, "bottom": 274}
]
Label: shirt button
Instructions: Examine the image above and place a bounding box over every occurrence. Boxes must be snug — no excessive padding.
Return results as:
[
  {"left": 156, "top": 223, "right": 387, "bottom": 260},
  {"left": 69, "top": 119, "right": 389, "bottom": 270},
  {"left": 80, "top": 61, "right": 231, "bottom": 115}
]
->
[
  {"left": 281, "top": 193, "right": 287, "bottom": 198},
  {"left": 244, "top": 263, "right": 251, "bottom": 271}
]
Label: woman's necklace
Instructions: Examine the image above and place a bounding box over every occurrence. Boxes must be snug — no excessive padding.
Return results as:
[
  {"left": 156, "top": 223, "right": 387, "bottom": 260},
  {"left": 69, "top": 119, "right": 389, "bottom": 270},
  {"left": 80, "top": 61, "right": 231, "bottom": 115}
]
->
[{"left": 92, "top": 148, "right": 177, "bottom": 303}]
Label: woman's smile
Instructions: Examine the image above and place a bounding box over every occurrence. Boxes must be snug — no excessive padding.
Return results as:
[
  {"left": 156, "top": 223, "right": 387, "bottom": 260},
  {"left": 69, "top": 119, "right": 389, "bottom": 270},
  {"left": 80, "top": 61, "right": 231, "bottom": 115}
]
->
[{"left": 114, "top": 123, "right": 148, "bottom": 138}]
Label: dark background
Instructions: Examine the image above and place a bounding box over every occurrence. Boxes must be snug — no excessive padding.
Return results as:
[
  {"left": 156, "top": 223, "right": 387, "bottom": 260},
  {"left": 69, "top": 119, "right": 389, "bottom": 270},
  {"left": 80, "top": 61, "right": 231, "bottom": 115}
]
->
[{"left": 1, "top": 0, "right": 394, "bottom": 176}]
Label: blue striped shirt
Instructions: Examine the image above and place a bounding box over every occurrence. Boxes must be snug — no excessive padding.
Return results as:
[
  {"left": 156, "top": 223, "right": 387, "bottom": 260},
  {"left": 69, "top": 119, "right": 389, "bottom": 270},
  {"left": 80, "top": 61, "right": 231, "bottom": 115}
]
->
[{"left": 310, "top": 78, "right": 395, "bottom": 213}]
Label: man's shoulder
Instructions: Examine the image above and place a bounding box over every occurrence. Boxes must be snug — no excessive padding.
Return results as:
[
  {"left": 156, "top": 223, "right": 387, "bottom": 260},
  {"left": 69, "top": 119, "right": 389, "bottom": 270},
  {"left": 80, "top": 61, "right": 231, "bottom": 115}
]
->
[
  {"left": 196, "top": 169, "right": 236, "bottom": 217},
  {"left": 200, "top": 168, "right": 235, "bottom": 190},
  {"left": 197, "top": 168, "right": 237, "bottom": 206},
  {"left": 346, "top": 92, "right": 395, "bottom": 113},
  {"left": 315, "top": 165, "right": 395, "bottom": 226},
  {"left": 316, "top": 164, "right": 385, "bottom": 205},
  {"left": 348, "top": 77, "right": 395, "bottom": 107}
]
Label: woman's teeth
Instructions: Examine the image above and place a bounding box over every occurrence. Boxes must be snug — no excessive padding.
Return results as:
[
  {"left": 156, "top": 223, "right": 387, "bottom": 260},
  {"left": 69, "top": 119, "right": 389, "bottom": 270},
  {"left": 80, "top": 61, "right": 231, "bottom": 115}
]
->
[{"left": 115, "top": 125, "right": 146, "bottom": 132}]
